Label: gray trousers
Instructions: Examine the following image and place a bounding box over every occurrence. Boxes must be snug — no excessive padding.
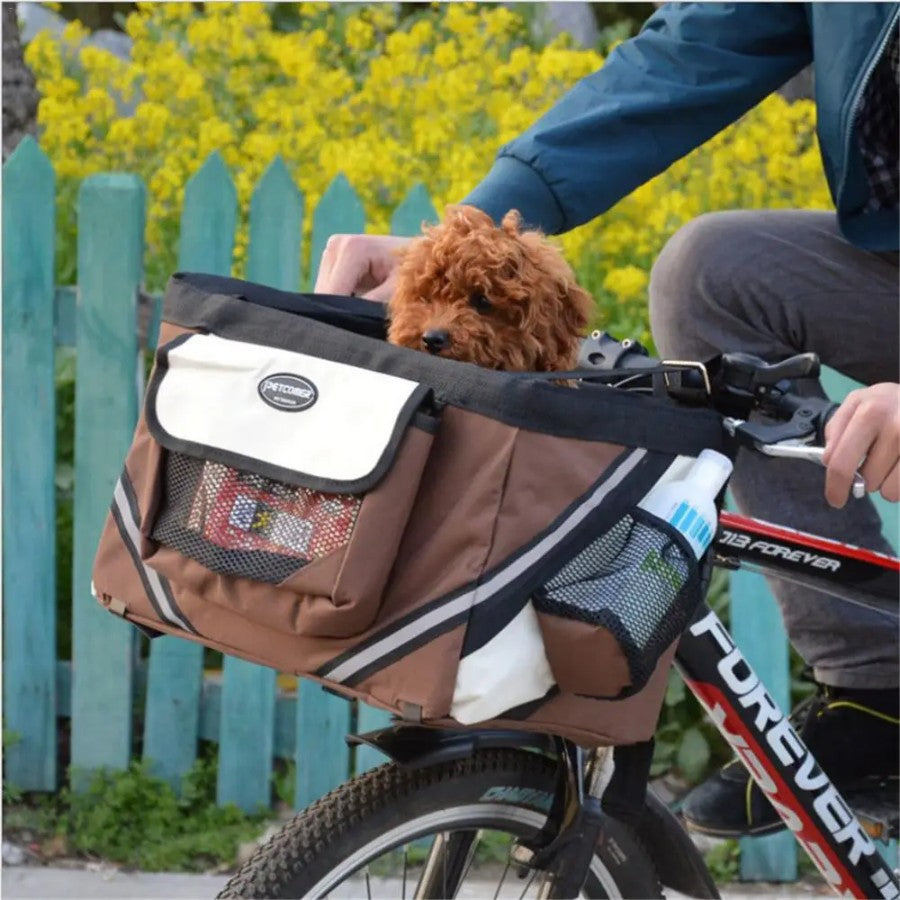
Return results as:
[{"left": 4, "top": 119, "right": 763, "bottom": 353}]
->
[{"left": 649, "top": 210, "right": 899, "bottom": 689}]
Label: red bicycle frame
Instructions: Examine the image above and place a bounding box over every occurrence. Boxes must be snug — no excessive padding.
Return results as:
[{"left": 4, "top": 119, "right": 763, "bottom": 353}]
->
[{"left": 674, "top": 512, "right": 899, "bottom": 898}]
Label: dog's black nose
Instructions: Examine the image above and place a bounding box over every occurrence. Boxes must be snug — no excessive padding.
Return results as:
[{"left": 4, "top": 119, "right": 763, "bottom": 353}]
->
[{"left": 422, "top": 329, "right": 450, "bottom": 354}]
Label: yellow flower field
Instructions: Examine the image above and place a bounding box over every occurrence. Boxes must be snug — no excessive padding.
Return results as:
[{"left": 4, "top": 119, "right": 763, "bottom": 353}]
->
[{"left": 25, "top": 1, "right": 832, "bottom": 345}]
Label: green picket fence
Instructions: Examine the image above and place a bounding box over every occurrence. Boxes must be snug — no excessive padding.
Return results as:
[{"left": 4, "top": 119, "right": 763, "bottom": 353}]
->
[
  {"left": 2, "top": 137, "right": 437, "bottom": 815},
  {"left": 3, "top": 136, "right": 896, "bottom": 881}
]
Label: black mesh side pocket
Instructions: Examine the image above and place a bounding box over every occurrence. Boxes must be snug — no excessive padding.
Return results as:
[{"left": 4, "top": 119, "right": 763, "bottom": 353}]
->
[
  {"left": 150, "top": 452, "right": 362, "bottom": 584},
  {"left": 534, "top": 508, "right": 703, "bottom": 693}
]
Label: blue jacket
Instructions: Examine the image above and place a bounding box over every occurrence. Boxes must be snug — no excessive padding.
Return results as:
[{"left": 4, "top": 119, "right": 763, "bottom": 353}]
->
[{"left": 464, "top": 2, "right": 899, "bottom": 251}]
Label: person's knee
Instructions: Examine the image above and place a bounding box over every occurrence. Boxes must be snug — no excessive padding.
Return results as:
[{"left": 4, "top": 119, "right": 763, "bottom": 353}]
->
[{"left": 649, "top": 212, "right": 745, "bottom": 357}]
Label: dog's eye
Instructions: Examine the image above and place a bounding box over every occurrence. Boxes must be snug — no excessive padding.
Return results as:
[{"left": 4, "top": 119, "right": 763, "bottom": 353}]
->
[{"left": 470, "top": 293, "right": 492, "bottom": 313}]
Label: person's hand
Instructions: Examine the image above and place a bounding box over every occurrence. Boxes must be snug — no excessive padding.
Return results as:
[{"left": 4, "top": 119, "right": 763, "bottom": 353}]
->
[
  {"left": 314, "top": 234, "right": 412, "bottom": 303},
  {"left": 822, "top": 383, "right": 900, "bottom": 508}
]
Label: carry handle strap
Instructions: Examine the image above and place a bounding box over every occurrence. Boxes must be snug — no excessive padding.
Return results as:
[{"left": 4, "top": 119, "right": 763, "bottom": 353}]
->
[
  {"left": 513, "top": 361, "right": 715, "bottom": 404},
  {"left": 511, "top": 362, "right": 706, "bottom": 386},
  {"left": 510, "top": 364, "right": 674, "bottom": 381}
]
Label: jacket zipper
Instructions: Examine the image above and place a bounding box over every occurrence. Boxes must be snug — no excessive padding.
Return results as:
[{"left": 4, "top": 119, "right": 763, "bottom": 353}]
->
[{"left": 838, "top": 7, "right": 899, "bottom": 203}]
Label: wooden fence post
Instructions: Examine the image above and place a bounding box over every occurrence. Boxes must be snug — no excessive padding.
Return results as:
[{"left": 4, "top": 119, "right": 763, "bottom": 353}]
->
[
  {"left": 391, "top": 183, "right": 439, "bottom": 237},
  {"left": 70, "top": 173, "right": 146, "bottom": 785},
  {"left": 215, "top": 156, "right": 303, "bottom": 813},
  {"left": 730, "top": 565, "right": 798, "bottom": 881},
  {"left": 141, "top": 153, "right": 235, "bottom": 793},
  {"left": 246, "top": 156, "right": 304, "bottom": 291},
  {"left": 307, "top": 172, "right": 365, "bottom": 290},
  {"left": 2, "top": 137, "right": 58, "bottom": 790}
]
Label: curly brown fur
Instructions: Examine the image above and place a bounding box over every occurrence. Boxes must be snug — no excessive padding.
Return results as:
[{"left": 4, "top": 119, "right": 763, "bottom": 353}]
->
[{"left": 387, "top": 206, "right": 593, "bottom": 371}]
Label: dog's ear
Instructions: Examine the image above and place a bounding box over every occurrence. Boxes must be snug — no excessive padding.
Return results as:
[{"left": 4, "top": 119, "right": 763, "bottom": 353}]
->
[
  {"left": 561, "top": 281, "right": 594, "bottom": 338},
  {"left": 500, "top": 209, "right": 523, "bottom": 236},
  {"left": 539, "top": 278, "right": 594, "bottom": 370}
]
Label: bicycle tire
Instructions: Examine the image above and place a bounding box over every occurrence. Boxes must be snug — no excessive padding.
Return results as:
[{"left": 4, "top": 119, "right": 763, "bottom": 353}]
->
[{"left": 218, "top": 748, "right": 662, "bottom": 899}]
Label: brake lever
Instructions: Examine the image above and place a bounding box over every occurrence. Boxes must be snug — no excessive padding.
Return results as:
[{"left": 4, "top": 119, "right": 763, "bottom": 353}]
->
[
  {"left": 720, "top": 351, "right": 820, "bottom": 391},
  {"left": 724, "top": 420, "right": 866, "bottom": 499}
]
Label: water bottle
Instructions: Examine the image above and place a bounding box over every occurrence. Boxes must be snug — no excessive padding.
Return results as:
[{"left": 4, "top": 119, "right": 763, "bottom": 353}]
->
[{"left": 639, "top": 449, "right": 734, "bottom": 559}]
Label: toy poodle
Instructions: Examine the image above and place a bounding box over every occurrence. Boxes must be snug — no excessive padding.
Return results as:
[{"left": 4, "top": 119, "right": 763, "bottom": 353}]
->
[{"left": 387, "top": 206, "right": 593, "bottom": 372}]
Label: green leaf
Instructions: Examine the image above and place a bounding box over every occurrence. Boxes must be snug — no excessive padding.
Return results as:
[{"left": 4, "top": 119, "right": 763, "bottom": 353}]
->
[
  {"left": 664, "top": 669, "right": 686, "bottom": 707},
  {"left": 676, "top": 726, "right": 710, "bottom": 783}
]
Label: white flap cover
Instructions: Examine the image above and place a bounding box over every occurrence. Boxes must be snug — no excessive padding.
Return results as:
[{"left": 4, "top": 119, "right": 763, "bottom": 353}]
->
[{"left": 148, "top": 333, "right": 426, "bottom": 491}]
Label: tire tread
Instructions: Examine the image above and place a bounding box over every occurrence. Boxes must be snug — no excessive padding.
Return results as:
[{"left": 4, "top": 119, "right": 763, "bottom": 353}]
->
[{"left": 217, "top": 749, "right": 659, "bottom": 899}]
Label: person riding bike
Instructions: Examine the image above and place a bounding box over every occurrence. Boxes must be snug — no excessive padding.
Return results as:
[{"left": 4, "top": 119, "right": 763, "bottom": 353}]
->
[{"left": 313, "top": 3, "right": 900, "bottom": 837}]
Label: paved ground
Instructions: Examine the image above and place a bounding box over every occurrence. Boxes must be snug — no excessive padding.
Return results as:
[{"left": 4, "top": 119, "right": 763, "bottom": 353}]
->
[
  {"left": 2, "top": 864, "right": 832, "bottom": 898},
  {"left": 3, "top": 866, "right": 229, "bottom": 899}
]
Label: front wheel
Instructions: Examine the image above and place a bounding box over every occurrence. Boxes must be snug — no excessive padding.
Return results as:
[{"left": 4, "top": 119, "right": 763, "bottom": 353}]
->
[{"left": 218, "top": 748, "right": 662, "bottom": 899}]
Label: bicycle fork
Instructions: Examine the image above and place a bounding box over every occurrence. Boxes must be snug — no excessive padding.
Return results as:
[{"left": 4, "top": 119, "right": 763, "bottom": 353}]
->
[{"left": 677, "top": 602, "right": 899, "bottom": 899}]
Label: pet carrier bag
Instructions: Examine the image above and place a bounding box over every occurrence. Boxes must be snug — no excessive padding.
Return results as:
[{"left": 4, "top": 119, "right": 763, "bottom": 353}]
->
[{"left": 93, "top": 272, "right": 729, "bottom": 747}]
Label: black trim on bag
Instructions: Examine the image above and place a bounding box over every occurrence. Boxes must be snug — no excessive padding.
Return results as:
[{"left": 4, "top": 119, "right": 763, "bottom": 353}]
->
[
  {"left": 149, "top": 515, "right": 307, "bottom": 586},
  {"left": 162, "top": 275, "right": 727, "bottom": 456},
  {"left": 118, "top": 468, "right": 196, "bottom": 631},
  {"left": 412, "top": 410, "right": 440, "bottom": 434},
  {"left": 337, "top": 608, "right": 474, "bottom": 688},
  {"left": 317, "top": 448, "right": 668, "bottom": 687},
  {"left": 630, "top": 504, "right": 707, "bottom": 671},
  {"left": 121, "top": 468, "right": 190, "bottom": 625},
  {"left": 117, "top": 460, "right": 146, "bottom": 525},
  {"left": 459, "top": 452, "right": 675, "bottom": 658},
  {"left": 109, "top": 501, "right": 172, "bottom": 627},
  {"left": 144, "top": 333, "right": 435, "bottom": 495},
  {"left": 535, "top": 506, "right": 705, "bottom": 697},
  {"left": 170, "top": 271, "right": 388, "bottom": 339}
]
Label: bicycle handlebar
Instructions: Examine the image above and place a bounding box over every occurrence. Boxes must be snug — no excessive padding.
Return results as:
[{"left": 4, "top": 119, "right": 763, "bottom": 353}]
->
[{"left": 576, "top": 332, "right": 866, "bottom": 498}]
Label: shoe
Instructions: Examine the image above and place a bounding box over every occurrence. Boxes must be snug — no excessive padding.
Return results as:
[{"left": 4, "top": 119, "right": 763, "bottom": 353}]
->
[{"left": 680, "top": 683, "right": 899, "bottom": 838}]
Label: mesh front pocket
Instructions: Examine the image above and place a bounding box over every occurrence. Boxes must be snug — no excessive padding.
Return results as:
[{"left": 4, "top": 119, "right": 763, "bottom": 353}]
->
[
  {"left": 534, "top": 510, "right": 701, "bottom": 691},
  {"left": 151, "top": 453, "right": 362, "bottom": 584}
]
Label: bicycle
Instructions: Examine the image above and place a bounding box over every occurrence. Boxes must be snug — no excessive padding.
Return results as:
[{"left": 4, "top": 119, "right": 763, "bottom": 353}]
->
[{"left": 218, "top": 335, "right": 899, "bottom": 900}]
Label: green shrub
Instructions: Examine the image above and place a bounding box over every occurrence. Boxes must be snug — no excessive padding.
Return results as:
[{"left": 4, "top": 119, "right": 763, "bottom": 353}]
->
[{"left": 40, "top": 756, "right": 269, "bottom": 871}]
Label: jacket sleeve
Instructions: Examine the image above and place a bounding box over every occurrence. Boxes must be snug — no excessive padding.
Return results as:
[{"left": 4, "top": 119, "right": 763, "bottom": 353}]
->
[{"left": 462, "top": 2, "right": 812, "bottom": 234}]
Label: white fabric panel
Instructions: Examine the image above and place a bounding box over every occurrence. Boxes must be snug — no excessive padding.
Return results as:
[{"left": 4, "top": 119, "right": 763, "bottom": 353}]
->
[
  {"left": 154, "top": 334, "right": 420, "bottom": 484},
  {"left": 450, "top": 601, "right": 556, "bottom": 724}
]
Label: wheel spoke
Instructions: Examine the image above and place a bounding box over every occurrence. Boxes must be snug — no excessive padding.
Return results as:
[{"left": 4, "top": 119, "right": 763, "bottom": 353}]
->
[
  {"left": 455, "top": 829, "right": 482, "bottom": 889},
  {"left": 413, "top": 834, "right": 443, "bottom": 900},
  {"left": 413, "top": 830, "right": 481, "bottom": 899},
  {"left": 493, "top": 856, "right": 512, "bottom": 900},
  {"left": 402, "top": 845, "right": 408, "bottom": 900},
  {"left": 518, "top": 869, "right": 538, "bottom": 900}
]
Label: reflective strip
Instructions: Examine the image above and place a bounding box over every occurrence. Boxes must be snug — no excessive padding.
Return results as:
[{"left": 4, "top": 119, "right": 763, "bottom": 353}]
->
[
  {"left": 112, "top": 477, "right": 195, "bottom": 633},
  {"left": 325, "top": 447, "right": 647, "bottom": 683}
]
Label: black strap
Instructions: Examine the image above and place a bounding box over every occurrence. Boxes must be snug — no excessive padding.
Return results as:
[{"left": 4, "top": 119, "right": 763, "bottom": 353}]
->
[
  {"left": 516, "top": 361, "right": 720, "bottom": 406},
  {"left": 507, "top": 363, "right": 702, "bottom": 382},
  {"left": 171, "top": 272, "right": 388, "bottom": 339},
  {"left": 602, "top": 739, "right": 655, "bottom": 828}
]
